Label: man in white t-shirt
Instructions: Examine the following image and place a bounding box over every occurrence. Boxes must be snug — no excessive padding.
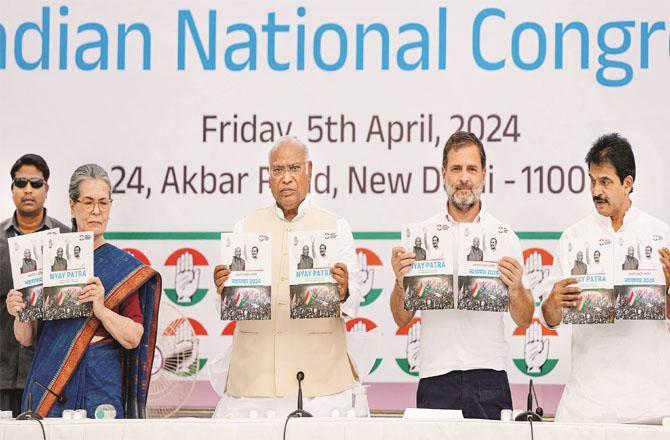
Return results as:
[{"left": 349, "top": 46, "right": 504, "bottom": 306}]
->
[
  {"left": 313, "top": 241, "right": 331, "bottom": 268},
  {"left": 68, "top": 244, "right": 84, "bottom": 270},
  {"left": 426, "top": 234, "right": 445, "bottom": 261},
  {"left": 644, "top": 245, "right": 653, "bottom": 261},
  {"left": 541, "top": 133, "right": 670, "bottom": 423},
  {"left": 245, "top": 246, "right": 262, "bottom": 271},
  {"left": 589, "top": 249, "right": 605, "bottom": 274},
  {"left": 485, "top": 237, "right": 499, "bottom": 261},
  {"left": 390, "top": 131, "right": 535, "bottom": 419}
]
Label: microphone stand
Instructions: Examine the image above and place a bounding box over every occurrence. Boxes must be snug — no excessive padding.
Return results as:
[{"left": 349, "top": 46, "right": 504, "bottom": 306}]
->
[
  {"left": 16, "top": 380, "right": 67, "bottom": 421},
  {"left": 16, "top": 391, "right": 41, "bottom": 421},
  {"left": 514, "top": 379, "right": 542, "bottom": 422},
  {"left": 283, "top": 372, "right": 312, "bottom": 440},
  {"left": 287, "top": 371, "right": 312, "bottom": 418}
]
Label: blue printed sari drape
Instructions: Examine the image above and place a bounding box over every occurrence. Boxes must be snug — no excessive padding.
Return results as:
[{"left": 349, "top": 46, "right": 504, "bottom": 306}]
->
[{"left": 22, "top": 243, "right": 161, "bottom": 418}]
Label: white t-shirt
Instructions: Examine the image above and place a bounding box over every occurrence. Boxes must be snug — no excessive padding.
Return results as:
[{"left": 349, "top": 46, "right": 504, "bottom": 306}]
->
[
  {"left": 588, "top": 261, "right": 605, "bottom": 274},
  {"left": 69, "top": 255, "right": 84, "bottom": 270},
  {"left": 426, "top": 245, "right": 445, "bottom": 261},
  {"left": 314, "top": 254, "right": 331, "bottom": 269},
  {"left": 245, "top": 256, "right": 262, "bottom": 271},
  {"left": 539, "top": 206, "right": 670, "bottom": 423},
  {"left": 418, "top": 207, "right": 525, "bottom": 379}
]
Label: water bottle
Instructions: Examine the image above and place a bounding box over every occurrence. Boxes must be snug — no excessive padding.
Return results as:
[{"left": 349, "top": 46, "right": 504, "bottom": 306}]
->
[
  {"left": 500, "top": 409, "right": 513, "bottom": 421},
  {"left": 353, "top": 385, "right": 370, "bottom": 418},
  {"left": 94, "top": 404, "right": 116, "bottom": 419}
]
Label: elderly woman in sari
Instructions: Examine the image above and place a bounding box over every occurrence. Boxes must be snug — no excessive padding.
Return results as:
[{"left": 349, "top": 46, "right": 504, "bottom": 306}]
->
[{"left": 5, "top": 164, "right": 161, "bottom": 418}]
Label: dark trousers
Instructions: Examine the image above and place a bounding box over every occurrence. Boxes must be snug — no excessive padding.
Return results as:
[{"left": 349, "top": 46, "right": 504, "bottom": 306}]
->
[
  {"left": 0, "top": 388, "right": 24, "bottom": 417},
  {"left": 417, "top": 369, "right": 512, "bottom": 420}
]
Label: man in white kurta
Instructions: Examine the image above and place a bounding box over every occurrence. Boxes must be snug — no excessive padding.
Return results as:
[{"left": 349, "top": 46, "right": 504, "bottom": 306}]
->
[
  {"left": 540, "top": 133, "right": 670, "bottom": 423},
  {"left": 211, "top": 137, "right": 363, "bottom": 418}
]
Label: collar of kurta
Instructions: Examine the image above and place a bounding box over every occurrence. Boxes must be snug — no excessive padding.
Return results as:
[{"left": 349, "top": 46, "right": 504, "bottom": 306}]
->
[
  {"left": 442, "top": 201, "right": 485, "bottom": 225},
  {"left": 594, "top": 203, "right": 639, "bottom": 234},
  {"left": 273, "top": 195, "right": 312, "bottom": 223}
]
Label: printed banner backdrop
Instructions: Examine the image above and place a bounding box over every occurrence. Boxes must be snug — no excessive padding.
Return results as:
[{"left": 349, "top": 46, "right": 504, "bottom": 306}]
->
[
  {"left": 107, "top": 236, "right": 569, "bottom": 383},
  {"left": 1, "top": 0, "right": 669, "bottom": 411}
]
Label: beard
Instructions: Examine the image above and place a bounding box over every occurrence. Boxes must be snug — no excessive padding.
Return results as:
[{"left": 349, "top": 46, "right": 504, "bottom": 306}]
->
[{"left": 445, "top": 181, "right": 484, "bottom": 211}]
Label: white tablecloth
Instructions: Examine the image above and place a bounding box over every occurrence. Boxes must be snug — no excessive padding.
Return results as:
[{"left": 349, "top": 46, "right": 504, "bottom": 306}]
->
[{"left": 1, "top": 417, "right": 669, "bottom": 440}]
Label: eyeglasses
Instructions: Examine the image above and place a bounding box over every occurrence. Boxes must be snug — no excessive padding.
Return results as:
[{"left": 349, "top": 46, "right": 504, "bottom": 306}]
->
[
  {"left": 270, "top": 163, "right": 307, "bottom": 178},
  {"left": 75, "top": 198, "right": 113, "bottom": 213},
  {"left": 13, "top": 177, "right": 46, "bottom": 189}
]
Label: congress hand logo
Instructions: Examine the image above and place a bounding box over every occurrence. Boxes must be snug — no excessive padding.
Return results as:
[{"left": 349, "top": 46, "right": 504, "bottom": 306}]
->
[
  {"left": 176, "top": 252, "right": 201, "bottom": 303},
  {"left": 406, "top": 320, "right": 421, "bottom": 374},
  {"left": 164, "top": 248, "right": 209, "bottom": 306},
  {"left": 513, "top": 318, "right": 558, "bottom": 378},
  {"left": 524, "top": 321, "right": 550, "bottom": 374},
  {"left": 523, "top": 248, "right": 553, "bottom": 305},
  {"left": 395, "top": 317, "right": 422, "bottom": 377},
  {"left": 346, "top": 318, "right": 383, "bottom": 375},
  {"left": 163, "top": 318, "right": 201, "bottom": 376},
  {"left": 356, "top": 251, "right": 375, "bottom": 297},
  {"left": 355, "top": 248, "right": 383, "bottom": 307}
]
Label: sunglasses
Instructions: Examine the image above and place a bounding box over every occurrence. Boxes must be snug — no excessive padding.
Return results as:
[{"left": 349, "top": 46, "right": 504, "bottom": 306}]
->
[{"left": 13, "top": 177, "right": 46, "bottom": 189}]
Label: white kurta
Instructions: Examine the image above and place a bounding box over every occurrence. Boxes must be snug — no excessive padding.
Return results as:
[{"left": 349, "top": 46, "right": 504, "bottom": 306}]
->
[
  {"left": 540, "top": 206, "right": 670, "bottom": 423},
  {"left": 211, "top": 197, "right": 363, "bottom": 417}
]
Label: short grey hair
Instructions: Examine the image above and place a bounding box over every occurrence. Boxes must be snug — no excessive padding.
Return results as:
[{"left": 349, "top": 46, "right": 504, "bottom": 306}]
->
[
  {"left": 68, "top": 163, "right": 111, "bottom": 202},
  {"left": 268, "top": 136, "right": 310, "bottom": 164}
]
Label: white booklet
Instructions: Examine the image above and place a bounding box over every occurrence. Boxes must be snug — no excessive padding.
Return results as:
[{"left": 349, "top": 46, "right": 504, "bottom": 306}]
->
[
  {"left": 8, "top": 229, "right": 59, "bottom": 322},
  {"left": 288, "top": 230, "right": 340, "bottom": 319},
  {"left": 560, "top": 235, "right": 615, "bottom": 324},
  {"left": 613, "top": 233, "right": 666, "bottom": 321},
  {"left": 42, "top": 231, "right": 94, "bottom": 320},
  {"left": 220, "top": 232, "right": 272, "bottom": 321},
  {"left": 457, "top": 223, "right": 512, "bottom": 312},
  {"left": 401, "top": 222, "right": 454, "bottom": 310}
]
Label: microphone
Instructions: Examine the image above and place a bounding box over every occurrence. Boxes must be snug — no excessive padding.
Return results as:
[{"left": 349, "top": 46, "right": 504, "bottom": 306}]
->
[
  {"left": 532, "top": 380, "right": 544, "bottom": 418},
  {"left": 16, "top": 380, "right": 66, "bottom": 420},
  {"left": 34, "top": 380, "right": 67, "bottom": 404},
  {"left": 514, "top": 379, "right": 542, "bottom": 422},
  {"left": 288, "top": 371, "right": 312, "bottom": 418}
]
